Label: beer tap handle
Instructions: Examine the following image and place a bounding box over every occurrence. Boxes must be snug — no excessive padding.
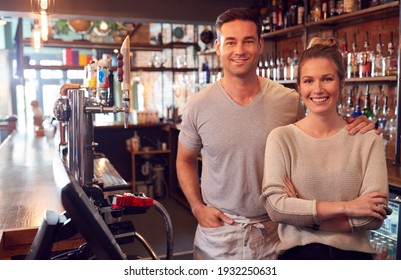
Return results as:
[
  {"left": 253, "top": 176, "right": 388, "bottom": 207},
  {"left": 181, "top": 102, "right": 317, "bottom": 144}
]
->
[{"left": 119, "top": 36, "right": 131, "bottom": 128}]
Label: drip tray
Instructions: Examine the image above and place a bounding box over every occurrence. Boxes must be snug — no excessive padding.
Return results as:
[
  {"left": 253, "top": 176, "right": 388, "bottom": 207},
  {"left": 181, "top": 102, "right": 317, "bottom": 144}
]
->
[{"left": 94, "top": 157, "right": 128, "bottom": 191}]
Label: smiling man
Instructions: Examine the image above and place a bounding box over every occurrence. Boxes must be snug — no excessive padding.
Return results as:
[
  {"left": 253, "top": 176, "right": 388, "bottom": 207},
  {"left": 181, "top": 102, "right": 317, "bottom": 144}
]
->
[{"left": 176, "top": 7, "right": 374, "bottom": 260}]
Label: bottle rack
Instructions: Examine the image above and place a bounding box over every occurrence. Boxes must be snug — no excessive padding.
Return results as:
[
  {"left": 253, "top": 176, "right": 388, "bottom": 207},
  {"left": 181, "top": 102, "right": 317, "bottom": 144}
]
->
[{"left": 262, "top": 1, "right": 401, "bottom": 164}]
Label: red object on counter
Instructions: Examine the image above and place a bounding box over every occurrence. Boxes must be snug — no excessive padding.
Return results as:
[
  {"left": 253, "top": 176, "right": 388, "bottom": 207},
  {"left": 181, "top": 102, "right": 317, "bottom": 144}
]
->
[{"left": 111, "top": 193, "right": 153, "bottom": 209}]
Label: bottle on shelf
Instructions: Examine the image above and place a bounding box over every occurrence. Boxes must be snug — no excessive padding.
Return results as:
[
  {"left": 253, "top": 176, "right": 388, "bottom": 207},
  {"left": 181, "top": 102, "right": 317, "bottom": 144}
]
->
[
  {"left": 262, "top": 3, "right": 272, "bottom": 34},
  {"left": 371, "top": 34, "right": 385, "bottom": 77},
  {"left": 286, "top": 0, "right": 297, "bottom": 28},
  {"left": 372, "top": 94, "right": 380, "bottom": 128},
  {"left": 328, "top": 0, "right": 338, "bottom": 17},
  {"left": 286, "top": 52, "right": 292, "bottom": 81},
  {"left": 201, "top": 60, "right": 211, "bottom": 84},
  {"left": 276, "top": 0, "right": 284, "bottom": 30},
  {"left": 344, "top": 0, "right": 357, "bottom": 13},
  {"left": 265, "top": 54, "right": 271, "bottom": 79},
  {"left": 290, "top": 44, "right": 299, "bottom": 80},
  {"left": 359, "top": 32, "right": 373, "bottom": 78},
  {"left": 279, "top": 52, "right": 286, "bottom": 80},
  {"left": 385, "top": 31, "right": 398, "bottom": 76},
  {"left": 131, "top": 131, "right": 141, "bottom": 152},
  {"left": 271, "top": 0, "right": 279, "bottom": 31},
  {"left": 377, "top": 92, "right": 389, "bottom": 134},
  {"left": 296, "top": 0, "right": 305, "bottom": 25},
  {"left": 340, "top": 32, "right": 348, "bottom": 70},
  {"left": 359, "top": 0, "right": 370, "bottom": 9},
  {"left": 388, "top": 105, "right": 398, "bottom": 143},
  {"left": 311, "top": 0, "right": 322, "bottom": 22},
  {"left": 322, "top": 0, "right": 328, "bottom": 19},
  {"left": 362, "top": 84, "right": 374, "bottom": 120},
  {"left": 276, "top": 52, "right": 282, "bottom": 80},
  {"left": 345, "top": 87, "right": 355, "bottom": 118},
  {"left": 336, "top": 0, "right": 345, "bottom": 15},
  {"left": 347, "top": 33, "right": 359, "bottom": 78},
  {"left": 270, "top": 55, "right": 277, "bottom": 80},
  {"left": 351, "top": 95, "right": 363, "bottom": 118},
  {"left": 257, "top": 56, "right": 264, "bottom": 77}
]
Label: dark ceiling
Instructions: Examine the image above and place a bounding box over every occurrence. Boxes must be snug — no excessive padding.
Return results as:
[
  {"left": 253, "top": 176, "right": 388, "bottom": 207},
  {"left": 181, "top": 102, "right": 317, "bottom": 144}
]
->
[{"left": 0, "top": 0, "right": 262, "bottom": 24}]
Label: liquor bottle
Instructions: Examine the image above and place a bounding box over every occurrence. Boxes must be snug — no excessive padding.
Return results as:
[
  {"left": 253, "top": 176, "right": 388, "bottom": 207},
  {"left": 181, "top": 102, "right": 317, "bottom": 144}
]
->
[
  {"left": 340, "top": 32, "right": 348, "bottom": 70},
  {"left": 359, "top": 32, "right": 373, "bottom": 78},
  {"left": 345, "top": 89, "right": 355, "bottom": 118},
  {"left": 388, "top": 106, "right": 398, "bottom": 142},
  {"left": 328, "top": 0, "right": 338, "bottom": 17},
  {"left": 257, "top": 57, "right": 263, "bottom": 77},
  {"left": 370, "top": 0, "right": 381, "bottom": 7},
  {"left": 283, "top": 51, "right": 289, "bottom": 80},
  {"left": 271, "top": 0, "right": 279, "bottom": 31},
  {"left": 202, "top": 61, "right": 211, "bottom": 84},
  {"left": 360, "top": 0, "right": 370, "bottom": 9},
  {"left": 286, "top": 53, "right": 292, "bottom": 81},
  {"left": 296, "top": 0, "right": 305, "bottom": 25},
  {"left": 386, "top": 31, "right": 398, "bottom": 76},
  {"left": 322, "top": 0, "right": 328, "bottom": 19},
  {"left": 344, "top": 0, "right": 357, "bottom": 13},
  {"left": 362, "top": 84, "right": 374, "bottom": 120},
  {"left": 371, "top": 34, "right": 385, "bottom": 77},
  {"left": 372, "top": 94, "right": 380, "bottom": 128},
  {"left": 290, "top": 45, "right": 299, "bottom": 80},
  {"left": 311, "top": 0, "right": 322, "bottom": 22},
  {"left": 336, "top": 0, "right": 345, "bottom": 15},
  {"left": 351, "top": 95, "right": 363, "bottom": 118},
  {"left": 270, "top": 55, "right": 277, "bottom": 80},
  {"left": 261, "top": 2, "right": 272, "bottom": 34},
  {"left": 378, "top": 95, "right": 390, "bottom": 137},
  {"left": 262, "top": 15, "right": 272, "bottom": 34},
  {"left": 265, "top": 54, "right": 271, "bottom": 79},
  {"left": 287, "top": 0, "right": 298, "bottom": 27},
  {"left": 347, "top": 33, "right": 358, "bottom": 78},
  {"left": 276, "top": 0, "right": 284, "bottom": 30},
  {"left": 277, "top": 52, "right": 283, "bottom": 80}
]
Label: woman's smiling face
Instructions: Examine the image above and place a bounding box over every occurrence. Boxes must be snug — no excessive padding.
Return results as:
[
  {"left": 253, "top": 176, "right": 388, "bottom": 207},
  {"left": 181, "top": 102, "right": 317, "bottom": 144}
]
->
[{"left": 298, "top": 57, "right": 343, "bottom": 116}]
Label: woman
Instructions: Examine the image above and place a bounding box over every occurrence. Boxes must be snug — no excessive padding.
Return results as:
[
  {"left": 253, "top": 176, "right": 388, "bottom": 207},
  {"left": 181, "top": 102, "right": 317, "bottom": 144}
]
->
[{"left": 260, "top": 37, "right": 390, "bottom": 260}]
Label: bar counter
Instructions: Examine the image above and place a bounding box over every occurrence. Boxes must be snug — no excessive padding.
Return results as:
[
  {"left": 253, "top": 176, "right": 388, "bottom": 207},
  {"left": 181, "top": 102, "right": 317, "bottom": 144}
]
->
[
  {"left": 0, "top": 131, "right": 82, "bottom": 259},
  {"left": 1, "top": 129, "right": 401, "bottom": 259}
]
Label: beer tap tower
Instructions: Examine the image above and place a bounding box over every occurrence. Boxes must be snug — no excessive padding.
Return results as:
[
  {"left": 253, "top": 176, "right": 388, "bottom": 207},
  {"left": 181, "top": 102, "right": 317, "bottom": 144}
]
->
[
  {"left": 54, "top": 36, "right": 131, "bottom": 187},
  {"left": 28, "top": 36, "right": 174, "bottom": 260}
]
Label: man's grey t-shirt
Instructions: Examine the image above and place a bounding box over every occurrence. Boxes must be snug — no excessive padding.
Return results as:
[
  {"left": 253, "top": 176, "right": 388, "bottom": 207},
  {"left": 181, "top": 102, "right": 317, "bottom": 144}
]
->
[{"left": 179, "top": 79, "right": 304, "bottom": 218}]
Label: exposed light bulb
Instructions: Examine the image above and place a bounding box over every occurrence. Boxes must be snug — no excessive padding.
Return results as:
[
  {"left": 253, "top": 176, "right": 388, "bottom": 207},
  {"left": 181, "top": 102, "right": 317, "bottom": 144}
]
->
[
  {"left": 31, "top": 0, "right": 55, "bottom": 15},
  {"left": 0, "top": 18, "right": 7, "bottom": 26},
  {"left": 40, "top": 0, "right": 49, "bottom": 10}
]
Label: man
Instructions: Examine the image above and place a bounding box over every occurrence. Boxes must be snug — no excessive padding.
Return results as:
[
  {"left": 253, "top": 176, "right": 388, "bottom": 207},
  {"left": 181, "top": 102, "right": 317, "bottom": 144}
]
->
[{"left": 176, "top": 7, "right": 374, "bottom": 260}]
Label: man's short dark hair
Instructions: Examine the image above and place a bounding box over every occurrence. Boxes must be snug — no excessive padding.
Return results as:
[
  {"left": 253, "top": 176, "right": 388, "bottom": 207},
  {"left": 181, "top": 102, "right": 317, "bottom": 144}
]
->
[{"left": 215, "top": 7, "right": 262, "bottom": 40}]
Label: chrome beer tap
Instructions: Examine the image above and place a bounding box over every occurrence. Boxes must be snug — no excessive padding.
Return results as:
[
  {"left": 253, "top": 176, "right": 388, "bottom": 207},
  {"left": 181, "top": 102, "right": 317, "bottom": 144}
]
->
[{"left": 53, "top": 36, "right": 132, "bottom": 186}]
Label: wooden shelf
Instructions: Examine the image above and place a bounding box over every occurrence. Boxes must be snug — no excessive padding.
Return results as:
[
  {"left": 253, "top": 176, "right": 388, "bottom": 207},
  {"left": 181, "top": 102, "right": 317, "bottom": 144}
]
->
[
  {"left": 23, "top": 63, "right": 197, "bottom": 72},
  {"left": 261, "top": 2, "right": 400, "bottom": 40},
  {"left": 305, "top": 1, "right": 400, "bottom": 31},
  {"left": 275, "top": 76, "right": 397, "bottom": 85},
  {"left": 262, "top": 25, "right": 304, "bottom": 40},
  {"left": 197, "top": 49, "right": 217, "bottom": 56},
  {"left": 22, "top": 38, "right": 197, "bottom": 51},
  {"left": 131, "top": 149, "right": 171, "bottom": 155}
]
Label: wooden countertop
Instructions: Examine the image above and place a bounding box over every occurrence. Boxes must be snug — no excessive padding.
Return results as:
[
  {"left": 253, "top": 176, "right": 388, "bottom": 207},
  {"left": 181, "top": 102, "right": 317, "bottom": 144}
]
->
[{"left": 0, "top": 131, "right": 81, "bottom": 259}]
